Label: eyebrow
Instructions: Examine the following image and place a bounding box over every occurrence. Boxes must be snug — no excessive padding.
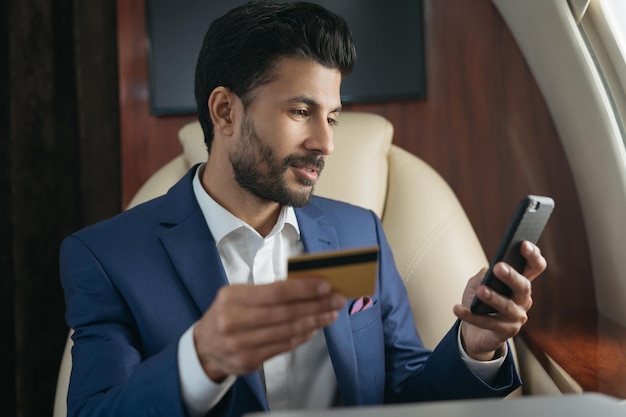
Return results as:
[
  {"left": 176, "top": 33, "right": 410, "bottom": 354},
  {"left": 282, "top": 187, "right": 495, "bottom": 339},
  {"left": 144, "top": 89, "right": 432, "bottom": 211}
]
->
[{"left": 289, "top": 96, "right": 342, "bottom": 113}]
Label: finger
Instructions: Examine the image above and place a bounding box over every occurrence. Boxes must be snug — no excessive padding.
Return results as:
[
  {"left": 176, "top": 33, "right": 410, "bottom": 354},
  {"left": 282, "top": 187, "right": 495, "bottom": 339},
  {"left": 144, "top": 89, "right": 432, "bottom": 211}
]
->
[
  {"left": 520, "top": 241, "right": 547, "bottom": 280},
  {"left": 463, "top": 264, "right": 531, "bottom": 318},
  {"left": 208, "top": 309, "right": 339, "bottom": 376},
  {"left": 216, "top": 293, "right": 345, "bottom": 333},
  {"left": 478, "top": 282, "right": 530, "bottom": 320},
  {"left": 469, "top": 267, "right": 488, "bottom": 287},
  {"left": 460, "top": 268, "right": 488, "bottom": 308},
  {"left": 225, "top": 279, "right": 337, "bottom": 306},
  {"left": 491, "top": 263, "right": 533, "bottom": 310},
  {"left": 214, "top": 329, "right": 320, "bottom": 375},
  {"left": 493, "top": 262, "right": 532, "bottom": 296},
  {"left": 456, "top": 289, "right": 528, "bottom": 332},
  {"left": 196, "top": 301, "right": 341, "bottom": 379},
  {"left": 453, "top": 304, "right": 522, "bottom": 347},
  {"left": 221, "top": 310, "right": 339, "bottom": 352}
]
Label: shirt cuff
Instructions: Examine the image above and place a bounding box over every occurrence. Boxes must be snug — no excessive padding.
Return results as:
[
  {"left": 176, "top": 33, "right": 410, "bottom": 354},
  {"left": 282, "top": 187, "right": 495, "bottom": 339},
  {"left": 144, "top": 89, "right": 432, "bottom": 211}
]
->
[
  {"left": 178, "top": 323, "right": 236, "bottom": 417},
  {"left": 457, "top": 322, "right": 507, "bottom": 385}
]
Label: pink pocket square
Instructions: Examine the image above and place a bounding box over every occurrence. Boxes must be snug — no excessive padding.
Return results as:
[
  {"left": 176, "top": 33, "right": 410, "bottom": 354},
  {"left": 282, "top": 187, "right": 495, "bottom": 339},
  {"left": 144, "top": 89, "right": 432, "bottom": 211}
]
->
[{"left": 349, "top": 296, "right": 373, "bottom": 315}]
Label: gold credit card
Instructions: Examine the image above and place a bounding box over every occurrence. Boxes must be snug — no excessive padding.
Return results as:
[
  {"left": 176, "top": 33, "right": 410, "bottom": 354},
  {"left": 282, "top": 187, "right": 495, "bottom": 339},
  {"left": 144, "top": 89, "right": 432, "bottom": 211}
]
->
[{"left": 287, "top": 246, "right": 379, "bottom": 298}]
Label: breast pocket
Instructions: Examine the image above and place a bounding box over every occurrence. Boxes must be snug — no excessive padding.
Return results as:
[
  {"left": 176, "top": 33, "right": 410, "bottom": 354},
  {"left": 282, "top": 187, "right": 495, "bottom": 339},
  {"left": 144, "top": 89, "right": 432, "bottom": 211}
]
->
[{"left": 349, "top": 299, "right": 385, "bottom": 403}]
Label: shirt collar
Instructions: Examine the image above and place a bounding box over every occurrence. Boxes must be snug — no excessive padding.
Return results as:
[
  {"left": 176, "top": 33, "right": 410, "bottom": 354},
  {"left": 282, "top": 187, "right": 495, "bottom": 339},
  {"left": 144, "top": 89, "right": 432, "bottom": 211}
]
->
[{"left": 192, "top": 164, "right": 300, "bottom": 244}]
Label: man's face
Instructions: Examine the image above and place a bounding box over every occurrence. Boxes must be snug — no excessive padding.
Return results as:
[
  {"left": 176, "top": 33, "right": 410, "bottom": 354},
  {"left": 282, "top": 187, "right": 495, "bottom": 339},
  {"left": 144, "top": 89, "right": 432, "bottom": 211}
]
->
[{"left": 229, "top": 57, "right": 342, "bottom": 207}]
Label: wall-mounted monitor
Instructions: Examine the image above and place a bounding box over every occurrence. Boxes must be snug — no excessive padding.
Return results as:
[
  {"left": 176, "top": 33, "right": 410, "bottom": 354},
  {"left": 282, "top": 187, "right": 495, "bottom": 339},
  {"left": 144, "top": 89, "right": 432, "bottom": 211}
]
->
[{"left": 146, "top": 0, "right": 426, "bottom": 115}]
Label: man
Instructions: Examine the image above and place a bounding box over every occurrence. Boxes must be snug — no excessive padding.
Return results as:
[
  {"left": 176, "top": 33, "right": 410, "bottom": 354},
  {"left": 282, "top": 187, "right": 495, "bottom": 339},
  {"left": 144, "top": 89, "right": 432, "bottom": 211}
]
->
[{"left": 60, "top": 1, "right": 546, "bottom": 416}]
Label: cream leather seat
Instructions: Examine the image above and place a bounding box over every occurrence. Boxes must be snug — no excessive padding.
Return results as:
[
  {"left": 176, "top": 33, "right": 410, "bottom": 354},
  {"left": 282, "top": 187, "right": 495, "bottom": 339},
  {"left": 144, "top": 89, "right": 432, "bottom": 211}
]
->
[
  {"left": 54, "top": 111, "right": 515, "bottom": 417},
  {"left": 128, "top": 111, "right": 491, "bottom": 349}
]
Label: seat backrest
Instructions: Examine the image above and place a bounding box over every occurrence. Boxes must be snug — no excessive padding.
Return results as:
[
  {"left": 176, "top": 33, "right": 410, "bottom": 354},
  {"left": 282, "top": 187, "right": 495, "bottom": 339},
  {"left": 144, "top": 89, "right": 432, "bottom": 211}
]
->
[
  {"left": 54, "top": 111, "right": 503, "bottom": 417},
  {"left": 130, "top": 111, "right": 490, "bottom": 346},
  {"left": 129, "top": 112, "right": 393, "bottom": 216}
]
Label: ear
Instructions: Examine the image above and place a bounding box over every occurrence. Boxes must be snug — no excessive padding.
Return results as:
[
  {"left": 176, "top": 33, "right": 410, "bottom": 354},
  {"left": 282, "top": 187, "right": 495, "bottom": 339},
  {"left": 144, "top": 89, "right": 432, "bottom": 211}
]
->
[{"left": 208, "top": 86, "right": 237, "bottom": 136}]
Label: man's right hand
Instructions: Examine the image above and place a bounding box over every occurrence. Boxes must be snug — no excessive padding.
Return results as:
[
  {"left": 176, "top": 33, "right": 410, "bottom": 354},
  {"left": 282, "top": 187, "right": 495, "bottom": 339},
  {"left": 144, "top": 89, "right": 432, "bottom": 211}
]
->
[{"left": 193, "top": 278, "right": 346, "bottom": 382}]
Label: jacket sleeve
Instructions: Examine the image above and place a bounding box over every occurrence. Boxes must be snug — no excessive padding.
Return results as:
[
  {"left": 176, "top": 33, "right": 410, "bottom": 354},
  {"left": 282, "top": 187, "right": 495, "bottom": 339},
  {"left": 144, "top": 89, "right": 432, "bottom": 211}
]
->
[
  {"left": 60, "top": 235, "right": 188, "bottom": 417},
  {"left": 369, "top": 213, "right": 521, "bottom": 403}
]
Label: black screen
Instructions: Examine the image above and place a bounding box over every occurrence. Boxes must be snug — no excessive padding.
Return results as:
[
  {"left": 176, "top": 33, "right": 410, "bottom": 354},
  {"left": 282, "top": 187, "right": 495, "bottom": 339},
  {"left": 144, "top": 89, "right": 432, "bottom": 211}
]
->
[{"left": 146, "top": 0, "right": 426, "bottom": 115}]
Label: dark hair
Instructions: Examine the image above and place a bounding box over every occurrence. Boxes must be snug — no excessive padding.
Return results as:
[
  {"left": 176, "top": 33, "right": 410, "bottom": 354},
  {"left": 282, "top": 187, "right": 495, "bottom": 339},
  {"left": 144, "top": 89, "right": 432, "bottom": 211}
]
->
[{"left": 194, "top": 0, "right": 357, "bottom": 150}]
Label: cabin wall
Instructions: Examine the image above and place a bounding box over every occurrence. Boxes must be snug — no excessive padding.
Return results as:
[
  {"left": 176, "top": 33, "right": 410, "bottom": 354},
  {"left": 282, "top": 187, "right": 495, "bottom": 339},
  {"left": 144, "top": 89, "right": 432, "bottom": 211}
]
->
[
  {"left": 0, "top": 1, "right": 598, "bottom": 416},
  {"left": 118, "top": 0, "right": 594, "bottom": 318}
]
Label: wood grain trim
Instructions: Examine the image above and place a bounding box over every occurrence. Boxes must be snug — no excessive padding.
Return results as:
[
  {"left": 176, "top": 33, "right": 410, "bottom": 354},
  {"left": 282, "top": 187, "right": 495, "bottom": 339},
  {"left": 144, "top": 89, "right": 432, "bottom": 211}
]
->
[{"left": 522, "top": 314, "right": 626, "bottom": 398}]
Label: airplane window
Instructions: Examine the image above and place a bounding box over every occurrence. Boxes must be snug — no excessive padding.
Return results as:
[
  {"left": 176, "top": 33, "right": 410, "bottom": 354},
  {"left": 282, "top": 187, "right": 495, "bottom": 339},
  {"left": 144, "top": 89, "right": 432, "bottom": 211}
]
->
[
  {"left": 597, "top": 1, "right": 626, "bottom": 62},
  {"left": 581, "top": 0, "right": 626, "bottom": 141},
  {"left": 591, "top": 1, "right": 626, "bottom": 89}
]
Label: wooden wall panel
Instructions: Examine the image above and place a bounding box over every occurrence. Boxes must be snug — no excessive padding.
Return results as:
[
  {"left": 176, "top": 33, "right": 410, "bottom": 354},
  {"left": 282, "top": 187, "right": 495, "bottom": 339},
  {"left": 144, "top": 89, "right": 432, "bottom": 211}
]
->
[
  {"left": 117, "top": 0, "right": 594, "bottom": 319},
  {"left": 346, "top": 1, "right": 594, "bottom": 318},
  {"left": 117, "top": 0, "right": 196, "bottom": 206}
]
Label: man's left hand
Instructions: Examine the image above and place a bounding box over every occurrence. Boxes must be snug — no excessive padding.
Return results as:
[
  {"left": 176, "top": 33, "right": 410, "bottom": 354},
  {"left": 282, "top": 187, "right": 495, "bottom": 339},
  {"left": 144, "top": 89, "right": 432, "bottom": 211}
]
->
[{"left": 453, "top": 241, "right": 547, "bottom": 361}]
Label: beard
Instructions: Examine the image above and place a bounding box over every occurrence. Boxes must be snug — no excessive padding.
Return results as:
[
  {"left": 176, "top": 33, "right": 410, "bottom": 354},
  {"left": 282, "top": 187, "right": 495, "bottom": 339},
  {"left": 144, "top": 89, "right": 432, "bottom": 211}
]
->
[{"left": 229, "top": 115, "right": 325, "bottom": 207}]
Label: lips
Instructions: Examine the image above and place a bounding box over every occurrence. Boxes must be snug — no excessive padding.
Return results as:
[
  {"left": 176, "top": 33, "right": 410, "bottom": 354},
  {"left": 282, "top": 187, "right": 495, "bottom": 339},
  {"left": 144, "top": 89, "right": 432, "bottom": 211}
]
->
[{"left": 290, "top": 163, "right": 319, "bottom": 182}]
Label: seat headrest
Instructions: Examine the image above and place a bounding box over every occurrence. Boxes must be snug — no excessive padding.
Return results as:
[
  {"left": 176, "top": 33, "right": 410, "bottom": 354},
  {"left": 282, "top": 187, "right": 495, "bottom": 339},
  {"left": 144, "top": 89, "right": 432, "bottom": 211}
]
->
[{"left": 178, "top": 111, "right": 393, "bottom": 217}]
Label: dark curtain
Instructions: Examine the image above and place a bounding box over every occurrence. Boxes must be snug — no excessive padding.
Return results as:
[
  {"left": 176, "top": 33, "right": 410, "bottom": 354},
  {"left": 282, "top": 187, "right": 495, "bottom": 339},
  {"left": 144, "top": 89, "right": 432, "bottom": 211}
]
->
[{"left": 1, "top": 1, "right": 121, "bottom": 416}]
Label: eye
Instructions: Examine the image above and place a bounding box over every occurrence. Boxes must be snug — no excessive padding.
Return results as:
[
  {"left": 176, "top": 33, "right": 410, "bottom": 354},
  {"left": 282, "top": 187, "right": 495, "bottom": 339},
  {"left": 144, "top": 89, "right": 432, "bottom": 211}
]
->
[
  {"left": 292, "top": 109, "right": 309, "bottom": 118},
  {"left": 327, "top": 118, "right": 339, "bottom": 127}
]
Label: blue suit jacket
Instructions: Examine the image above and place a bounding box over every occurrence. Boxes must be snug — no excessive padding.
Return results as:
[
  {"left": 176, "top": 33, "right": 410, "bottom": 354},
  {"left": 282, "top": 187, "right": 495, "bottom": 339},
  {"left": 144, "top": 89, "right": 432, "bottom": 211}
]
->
[{"left": 60, "top": 166, "right": 520, "bottom": 417}]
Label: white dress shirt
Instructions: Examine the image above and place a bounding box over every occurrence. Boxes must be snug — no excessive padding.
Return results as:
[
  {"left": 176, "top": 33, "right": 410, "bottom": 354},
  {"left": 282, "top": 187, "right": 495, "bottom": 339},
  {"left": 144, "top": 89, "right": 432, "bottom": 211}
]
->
[
  {"left": 178, "top": 164, "right": 505, "bottom": 416},
  {"left": 178, "top": 166, "right": 337, "bottom": 416}
]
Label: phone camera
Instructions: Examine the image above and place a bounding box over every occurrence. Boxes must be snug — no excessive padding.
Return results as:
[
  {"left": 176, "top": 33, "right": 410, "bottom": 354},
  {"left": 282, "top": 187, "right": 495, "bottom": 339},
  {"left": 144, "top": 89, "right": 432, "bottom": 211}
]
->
[{"left": 529, "top": 200, "right": 540, "bottom": 212}]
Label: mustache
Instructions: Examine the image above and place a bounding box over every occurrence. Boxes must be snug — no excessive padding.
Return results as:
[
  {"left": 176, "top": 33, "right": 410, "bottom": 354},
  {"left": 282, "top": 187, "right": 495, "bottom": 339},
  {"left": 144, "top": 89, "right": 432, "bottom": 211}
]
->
[{"left": 283, "top": 154, "right": 325, "bottom": 171}]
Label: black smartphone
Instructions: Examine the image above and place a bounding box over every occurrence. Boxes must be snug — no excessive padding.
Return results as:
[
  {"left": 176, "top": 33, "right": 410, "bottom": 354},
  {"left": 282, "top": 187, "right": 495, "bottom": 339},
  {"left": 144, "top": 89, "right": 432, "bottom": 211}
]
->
[{"left": 470, "top": 195, "right": 555, "bottom": 315}]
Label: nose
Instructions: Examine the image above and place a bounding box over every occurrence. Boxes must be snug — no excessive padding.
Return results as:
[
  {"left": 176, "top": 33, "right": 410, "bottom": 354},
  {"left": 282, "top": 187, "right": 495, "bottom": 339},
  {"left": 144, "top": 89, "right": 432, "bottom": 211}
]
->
[{"left": 304, "top": 116, "right": 335, "bottom": 156}]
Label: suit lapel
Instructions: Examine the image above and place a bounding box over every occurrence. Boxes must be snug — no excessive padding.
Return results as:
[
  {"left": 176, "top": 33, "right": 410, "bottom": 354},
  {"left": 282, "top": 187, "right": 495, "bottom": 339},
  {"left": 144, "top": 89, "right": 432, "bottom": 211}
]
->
[
  {"left": 158, "top": 179, "right": 362, "bottom": 409},
  {"left": 159, "top": 210, "right": 226, "bottom": 315},
  {"left": 157, "top": 166, "right": 268, "bottom": 409},
  {"left": 295, "top": 201, "right": 361, "bottom": 405},
  {"left": 295, "top": 202, "right": 338, "bottom": 253}
]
